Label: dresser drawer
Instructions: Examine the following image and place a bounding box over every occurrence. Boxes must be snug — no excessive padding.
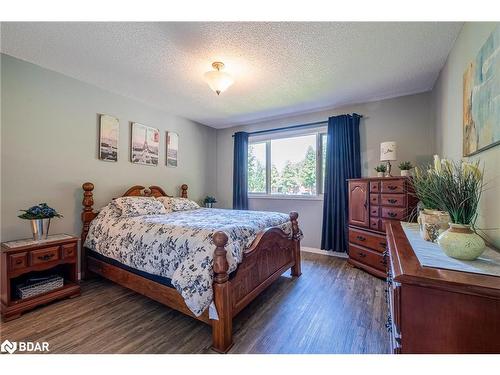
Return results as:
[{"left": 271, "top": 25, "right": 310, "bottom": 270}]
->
[
  {"left": 370, "top": 194, "right": 380, "bottom": 206},
  {"left": 62, "top": 243, "right": 77, "bottom": 259},
  {"left": 370, "top": 181, "right": 380, "bottom": 193},
  {"left": 30, "top": 246, "right": 60, "bottom": 265},
  {"left": 381, "top": 207, "right": 407, "bottom": 220},
  {"left": 349, "top": 244, "right": 386, "bottom": 271},
  {"left": 9, "top": 252, "right": 28, "bottom": 271},
  {"left": 370, "top": 206, "right": 380, "bottom": 217},
  {"left": 381, "top": 180, "right": 405, "bottom": 193},
  {"left": 380, "top": 194, "right": 406, "bottom": 207},
  {"left": 370, "top": 218, "right": 381, "bottom": 231},
  {"left": 349, "top": 228, "right": 387, "bottom": 253}
]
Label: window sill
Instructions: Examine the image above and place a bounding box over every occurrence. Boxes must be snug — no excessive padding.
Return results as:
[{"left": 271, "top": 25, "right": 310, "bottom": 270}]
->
[{"left": 248, "top": 194, "right": 324, "bottom": 201}]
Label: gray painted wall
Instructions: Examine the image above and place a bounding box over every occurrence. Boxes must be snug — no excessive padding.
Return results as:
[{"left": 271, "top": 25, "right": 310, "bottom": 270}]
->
[
  {"left": 216, "top": 92, "right": 434, "bottom": 249},
  {"left": 1, "top": 54, "right": 217, "bottom": 242},
  {"left": 431, "top": 22, "right": 500, "bottom": 248}
]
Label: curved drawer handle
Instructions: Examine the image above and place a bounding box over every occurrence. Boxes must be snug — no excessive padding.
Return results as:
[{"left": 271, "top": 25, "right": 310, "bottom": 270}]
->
[
  {"left": 16, "top": 259, "right": 23, "bottom": 264},
  {"left": 388, "top": 212, "right": 397, "bottom": 218},
  {"left": 358, "top": 252, "right": 367, "bottom": 258},
  {"left": 387, "top": 185, "right": 398, "bottom": 190},
  {"left": 38, "top": 253, "right": 55, "bottom": 261},
  {"left": 356, "top": 235, "right": 366, "bottom": 241},
  {"left": 388, "top": 199, "right": 398, "bottom": 204}
]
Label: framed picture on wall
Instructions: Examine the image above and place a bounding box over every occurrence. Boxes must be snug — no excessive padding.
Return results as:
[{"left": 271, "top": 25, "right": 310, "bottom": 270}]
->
[
  {"left": 98, "top": 114, "right": 119, "bottom": 162},
  {"left": 130, "top": 122, "right": 160, "bottom": 166},
  {"left": 463, "top": 25, "right": 500, "bottom": 156},
  {"left": 166, "top": 131, "right": 179, "bottom": 167}
]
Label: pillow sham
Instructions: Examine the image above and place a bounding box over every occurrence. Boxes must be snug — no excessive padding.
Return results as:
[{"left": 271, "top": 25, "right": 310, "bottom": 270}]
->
[
  {"left": 157, "top": 196, "right": 200, "bottom": 212},
  {"left": 113, "top": 196, "right": 168, "bottom": 217}
]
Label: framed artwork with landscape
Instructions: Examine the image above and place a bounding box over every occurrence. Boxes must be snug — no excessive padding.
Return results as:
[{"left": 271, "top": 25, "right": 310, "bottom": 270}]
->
[
  {"left": 463, "top": 25, "right": 500, "bottom": 156},
  {"left": 166, "top": 131, "right": 179, "bottom": 167},
  {"left": 98, "top": 114, "right": 119, "bottom": 162},
  {"left": 130, "top": 122, "right": 160, "bottom": 166}
]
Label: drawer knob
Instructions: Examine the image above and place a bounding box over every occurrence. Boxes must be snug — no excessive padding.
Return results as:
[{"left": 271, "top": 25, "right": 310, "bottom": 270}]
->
[
  {"left": 38, "top": 253, "right": 55, "bottom": 261},
  {"left": 388, "top": 199, "right": 397, "bottom": 204},
  {"left": 356, "top": 235, "right": 366, "bottom": 241},
  {"left": 358, "top": 252, "right": 367, "bottom": 258},
  {"left": 388, "top": 212, "right": 397, "bottom": 218}
]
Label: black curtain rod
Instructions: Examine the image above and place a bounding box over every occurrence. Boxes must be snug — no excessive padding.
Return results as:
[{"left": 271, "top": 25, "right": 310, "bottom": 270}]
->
[{"left": 232, "top": 115, "right": 363, "bottom": 137}]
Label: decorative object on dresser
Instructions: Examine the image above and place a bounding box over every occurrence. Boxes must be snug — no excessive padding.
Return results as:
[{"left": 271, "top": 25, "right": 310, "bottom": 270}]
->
[
  {"left": 81, "top": 182, "right": 301, "bottom": 353},
  {"left": 385, "top": 221, "right": 500, "bottom": 353},
  {"left": 203, "top": 196, "right": 217, "bottom": 208},
  {"left": 347, "top": 177, "right": 417, "bottom": 278},
  {"left": 398, "top": 161, "right": 413, "bottom": 177},
  {"left": 374, "top": 164, "right": 387, "bottom": 178},
  {"left": 98, "top": 114, "right": 119, "bottom": 162},
  {"left": 380, "top": 141, "right": 397, "bottom": 177},
  {"left": 1, "top": 234, "right": 80, "bottom": 321},
  {"left": 18, "top": 203, "right": 63, "bottom": 240}
]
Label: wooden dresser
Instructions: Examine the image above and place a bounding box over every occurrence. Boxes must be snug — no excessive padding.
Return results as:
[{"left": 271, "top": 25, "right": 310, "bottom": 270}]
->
[
  {"left": 347, "top": 177, "right": 417, "bottom": 278},
  {"left": 385, "top": 221, "right": 500, "bottom": 353}
]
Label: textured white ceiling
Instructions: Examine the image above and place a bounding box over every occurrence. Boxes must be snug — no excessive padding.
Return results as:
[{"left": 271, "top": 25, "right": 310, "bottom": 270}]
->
[{"left": 0, "top": 22, "right": 462, "bottom": 128}]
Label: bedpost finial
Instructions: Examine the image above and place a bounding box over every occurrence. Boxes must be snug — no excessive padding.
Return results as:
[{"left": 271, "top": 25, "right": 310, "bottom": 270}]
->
[
  {"left": 289, "top": 211, "right": 299, "bottom": 238},
  {"left": 83, "top": 182, "right": 94, "bottom": 192},
  {"left": 289, "top": 211, "right": 298, "bottom": 221},
  {"left": 181, "top": 184, "right": 188, "bottom": 198},
  {"left": 213, "top": 231, "right": 229, "bottom": 283}
]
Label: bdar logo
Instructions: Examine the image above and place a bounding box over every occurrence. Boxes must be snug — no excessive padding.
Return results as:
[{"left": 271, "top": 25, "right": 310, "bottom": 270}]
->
[{"left": 1, "top": 340, "right": 17, "bottom": 354}]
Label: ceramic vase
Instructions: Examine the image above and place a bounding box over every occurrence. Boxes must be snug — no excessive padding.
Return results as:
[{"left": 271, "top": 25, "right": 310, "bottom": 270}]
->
[
  {"left": 437, "top": 224, "right": 486, "bottom": 261},
  {"left": 417, "top": 209, "right": 450, "bottom": 242},
  {"left": 377, "top": 172, "right": 384, "bottom": 177},
  {"left": 205, "top": 203, "right": 213, "bottom": 208},
  {"left": 400, "top": 170, "right": 410, "bottom": 176}
]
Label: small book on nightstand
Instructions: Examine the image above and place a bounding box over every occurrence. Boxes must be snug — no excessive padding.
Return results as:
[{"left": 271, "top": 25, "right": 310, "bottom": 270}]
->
[{"left": 1, "top": 234, "right": 81, "bottom": 322}]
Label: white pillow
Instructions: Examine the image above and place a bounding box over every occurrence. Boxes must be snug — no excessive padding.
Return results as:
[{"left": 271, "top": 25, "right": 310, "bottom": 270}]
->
[
  {"left": 113, "top": 196, "right": 168, "bottom": 217},
  {"left": 157, "top": 197, "right": 200, "bottom": 212}
]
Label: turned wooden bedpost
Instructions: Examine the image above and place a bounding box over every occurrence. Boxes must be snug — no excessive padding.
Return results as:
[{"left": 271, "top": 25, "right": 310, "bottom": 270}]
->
[
  {"left": 81, "top": 182, "right": 95, "bottom": 280},
  {"left": 181, "top": 184, "right": 188, "bottom": 198},
  {"left": 211, "top": 231, "right": 233, "bottom": 353},
  {"left": 290, "top": 211, "right": 302, "bottom": 277}
]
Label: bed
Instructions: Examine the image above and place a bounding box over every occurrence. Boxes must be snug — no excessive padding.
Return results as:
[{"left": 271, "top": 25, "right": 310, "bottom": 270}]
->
[{"left": 80, "top": 182, "right": 302, "bottom": 353}]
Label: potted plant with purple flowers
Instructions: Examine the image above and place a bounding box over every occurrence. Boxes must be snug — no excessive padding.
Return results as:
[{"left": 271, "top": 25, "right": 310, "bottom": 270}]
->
[{"left": 18, "top": 203, "right": 63, "bottom": 240}]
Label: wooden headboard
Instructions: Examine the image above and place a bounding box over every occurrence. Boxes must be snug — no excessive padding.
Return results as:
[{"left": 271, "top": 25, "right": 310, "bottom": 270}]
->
[{"left": 81, "top": 182, "right": 188, "bottom": 245}]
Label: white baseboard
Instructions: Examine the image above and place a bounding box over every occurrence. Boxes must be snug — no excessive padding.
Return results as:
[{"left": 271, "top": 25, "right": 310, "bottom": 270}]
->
[{"left": 301, "top": 246, "right": 348, "bottom": 259}]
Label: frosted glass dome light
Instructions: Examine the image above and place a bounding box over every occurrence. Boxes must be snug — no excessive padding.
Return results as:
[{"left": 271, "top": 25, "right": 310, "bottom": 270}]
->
[{"left": 204, "top": 62, "right": 234, "bottom": 95}]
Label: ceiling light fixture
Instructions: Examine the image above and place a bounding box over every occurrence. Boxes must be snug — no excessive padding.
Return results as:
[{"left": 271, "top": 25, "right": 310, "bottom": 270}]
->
[{"left": 204, "top": 62, "right": 234, "bottom": 95}]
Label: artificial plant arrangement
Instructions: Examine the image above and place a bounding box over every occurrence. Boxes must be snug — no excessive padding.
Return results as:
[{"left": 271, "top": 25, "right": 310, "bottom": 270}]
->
[
  {"left": 398, "top": 161, "right": 413, "bottom": 176},
  {"left": 19, "top": 203, "right": 63, "bottom": 240},
  {"left": 374, "top": 164, "right": 387, "bottom": 177},
  {"left": 203, "top": 196, "right": 217, "bottom": 208},
  {"left": 412, "top": 155, "right": 485, "bottom": 259}
]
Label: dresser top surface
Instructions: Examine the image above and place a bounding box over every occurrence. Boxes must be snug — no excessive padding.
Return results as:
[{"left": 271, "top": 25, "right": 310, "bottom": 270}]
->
[{"left": 1, "top": 234, "right": 78, "bottom": 252}]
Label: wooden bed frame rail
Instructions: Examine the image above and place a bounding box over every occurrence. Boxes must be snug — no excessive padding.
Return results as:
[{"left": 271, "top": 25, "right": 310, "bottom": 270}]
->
[{"left": 80, "top": 182, "right": 301, "bottom": 353}]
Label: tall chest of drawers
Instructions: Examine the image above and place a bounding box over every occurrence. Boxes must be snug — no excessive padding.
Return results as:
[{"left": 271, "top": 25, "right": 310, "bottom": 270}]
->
[{"left": 347, "top": 177, "right": 417, "bottom": 278}]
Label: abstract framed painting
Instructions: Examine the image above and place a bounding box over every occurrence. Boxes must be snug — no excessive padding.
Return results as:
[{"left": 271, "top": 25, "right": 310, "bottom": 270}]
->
[
  {"left": 463, "top": 25, "right": 500, "bottom": 157},
  {"left": 166, "top": 131, "right": 179, "bottom": 167},
  {"left": 98, "top": 114, "right": 119, "bottom": 162},
  {"left": 130, "top": 122, "right": 160, "bottom": 166}
]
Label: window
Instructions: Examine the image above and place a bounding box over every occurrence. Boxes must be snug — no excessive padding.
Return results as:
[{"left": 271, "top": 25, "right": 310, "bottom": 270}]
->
[{"left": 248, "top": 130, "right": 327, "bottom": 197}]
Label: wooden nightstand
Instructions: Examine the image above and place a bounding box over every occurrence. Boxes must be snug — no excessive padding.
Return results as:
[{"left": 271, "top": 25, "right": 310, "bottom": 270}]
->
[{"left": 1, "top": 234, "right": 81, "bottom": 322}]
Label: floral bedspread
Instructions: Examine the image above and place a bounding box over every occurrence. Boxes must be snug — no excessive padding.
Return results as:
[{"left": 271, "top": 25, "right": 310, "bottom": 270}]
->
[{"left": 84, "top": 206, "right": 292, "bottom": 316}]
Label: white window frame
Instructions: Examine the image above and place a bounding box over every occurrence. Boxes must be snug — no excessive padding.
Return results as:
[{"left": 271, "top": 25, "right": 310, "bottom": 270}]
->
[{"left": 248, "top": 127, "right": 327, "bottom": 200}]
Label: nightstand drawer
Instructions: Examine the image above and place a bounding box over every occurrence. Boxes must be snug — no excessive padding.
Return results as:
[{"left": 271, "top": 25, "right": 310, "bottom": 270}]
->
[
  {"left": 62, "top": 243, "right": 77, "bottom": 259},
  {"left": 30, "top": 246, "right": 60, "bottom": 265},
  {"left": 9, "top": 252, "right": 28, "bottom": 271}
]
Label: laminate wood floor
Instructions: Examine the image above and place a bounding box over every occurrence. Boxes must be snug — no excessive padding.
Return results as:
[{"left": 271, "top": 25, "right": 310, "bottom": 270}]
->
[{"left": 0, "top": 252, "right": 390, "bottom": 354}]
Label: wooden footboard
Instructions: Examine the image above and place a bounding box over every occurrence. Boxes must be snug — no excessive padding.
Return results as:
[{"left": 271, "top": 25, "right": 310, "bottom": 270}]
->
[
  {"left": 211, "top": 212, "right": 301, "bottom": 352},
  {"left": 81, "top": 182, "right": 301, "bottom": 354}
]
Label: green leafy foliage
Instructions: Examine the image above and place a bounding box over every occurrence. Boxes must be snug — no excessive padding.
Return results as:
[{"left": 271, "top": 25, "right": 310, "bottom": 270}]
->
[
  {"left": 374, "top": 164, "right": 387, "bottom": 173},
  {"left": 398, "top": 161, "right": 413, "bottom": 170}
]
